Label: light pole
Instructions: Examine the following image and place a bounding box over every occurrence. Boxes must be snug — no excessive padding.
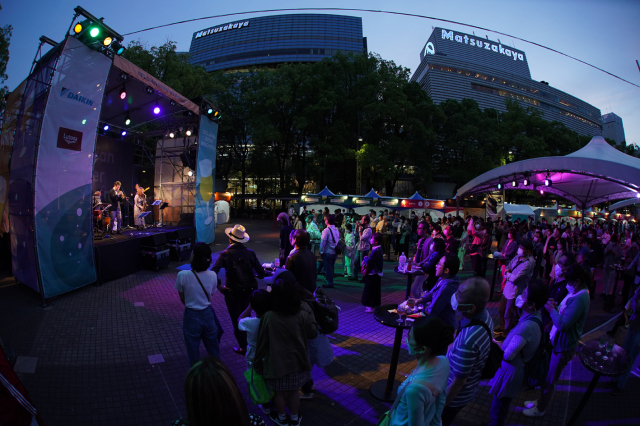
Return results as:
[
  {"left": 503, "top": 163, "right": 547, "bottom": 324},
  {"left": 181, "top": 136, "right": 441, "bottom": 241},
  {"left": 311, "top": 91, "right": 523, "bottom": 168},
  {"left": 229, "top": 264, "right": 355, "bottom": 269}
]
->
[{"left": 357, "top": 136, "right": 363, "bottom": 195}]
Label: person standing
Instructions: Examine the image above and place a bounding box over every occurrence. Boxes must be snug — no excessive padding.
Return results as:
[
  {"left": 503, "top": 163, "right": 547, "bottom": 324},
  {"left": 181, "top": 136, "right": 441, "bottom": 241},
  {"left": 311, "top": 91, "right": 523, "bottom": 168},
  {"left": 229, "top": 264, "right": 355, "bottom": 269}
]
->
[
  {"left": 467, "top": 219, "right": 487, "bottom": 277},
  {"left": 278, "top": 212, "right": 294, "bottom": 265},
  {"left": 285, "top": 230, "right": 317, "bottom": 293},
  {"left": 495, "top": 241, "right": 534, "bottom": 341},
  {"left": 386, "top": 317, "right": 453, "bottom": 425},
  {"left": 133, "top": 185, "right": 147, "bottom": 230},
  {"left": 305, "top": 215, "right": 321, "bottom": 255},
  {"left": 212, "top": 224, "right": 265, "bottom": 356},
  {"left": 353, "top": 215, "right": 373, "bottom": 282},
  {"left": 523, "top": 265, "right": 590, "bottom": 417},
  {"left": 108, "top": 181, "right": 125, "bottom": 234},
  {"left": 410, "top": 220, "right": 433, "bottom": 297},
  {"left": 175, "top": 243, "right": 222, "bottom": 366},
  {"left": 602, "top": 234, "right": 623, "bottom": 297},
  {"left": 319, "top": 214, "right": 339, "bottom": 289},
  {"left": 442, "top": 278, "right": 493, "bottom": 426},
  {"left": 343, "top": 223, "right": 357, "bottom": 279},
  {"left": 361, "top": 233, "right": 384, "bottom": 313},
  {"left": 489, "top": 281, "right": 548, "bottom": 426}
]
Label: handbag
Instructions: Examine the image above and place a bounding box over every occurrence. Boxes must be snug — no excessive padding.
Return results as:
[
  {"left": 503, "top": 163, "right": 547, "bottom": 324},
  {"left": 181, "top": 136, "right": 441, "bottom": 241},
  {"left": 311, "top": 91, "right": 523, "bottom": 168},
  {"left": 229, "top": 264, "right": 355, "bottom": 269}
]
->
[
  {"left": 329, "top": 228, "right": 346, "bottom": 254},
  {"left": 307, "top": 333, "right": 335, "bottom": 368},
  {"left": 243, "top": 367, "right": 274, "bottom": 404},
  {"left": 192, "top": 271, "right": 224, "bottom": 342}
]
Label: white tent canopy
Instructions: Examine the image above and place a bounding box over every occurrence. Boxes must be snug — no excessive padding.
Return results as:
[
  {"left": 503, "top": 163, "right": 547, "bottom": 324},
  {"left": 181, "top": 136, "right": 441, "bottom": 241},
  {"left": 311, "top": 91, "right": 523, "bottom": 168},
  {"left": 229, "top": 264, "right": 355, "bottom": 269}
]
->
[
  {"left": 609, "top": 198, "right": 640, "bottom": 211},
  {"left": 456, "top": 137, "right": 640, "bottom": 209},
  {"left": 499, "top": 203, "right": 535, "bottom": 217}
]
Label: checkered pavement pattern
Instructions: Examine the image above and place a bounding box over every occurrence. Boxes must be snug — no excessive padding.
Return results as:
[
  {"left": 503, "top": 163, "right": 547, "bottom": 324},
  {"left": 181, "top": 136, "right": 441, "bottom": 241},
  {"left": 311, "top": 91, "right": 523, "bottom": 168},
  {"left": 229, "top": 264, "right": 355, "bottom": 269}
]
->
[{"left": 1, "top": 219, "right": 639, "bottom": 426}]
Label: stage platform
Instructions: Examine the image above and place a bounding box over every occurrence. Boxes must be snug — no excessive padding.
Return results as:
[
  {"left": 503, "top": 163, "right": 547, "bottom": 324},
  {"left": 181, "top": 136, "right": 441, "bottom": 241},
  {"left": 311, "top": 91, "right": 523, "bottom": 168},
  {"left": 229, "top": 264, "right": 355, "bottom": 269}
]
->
[{"left": 93, "top": 226, "right": 195, "bottom": 283}]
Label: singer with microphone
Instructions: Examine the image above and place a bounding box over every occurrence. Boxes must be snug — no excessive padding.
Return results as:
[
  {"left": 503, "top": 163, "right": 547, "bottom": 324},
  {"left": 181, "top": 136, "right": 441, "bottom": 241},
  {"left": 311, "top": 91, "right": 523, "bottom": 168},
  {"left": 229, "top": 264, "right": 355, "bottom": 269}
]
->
[{"left": 108, "top": 181, "right": 126, "bottom": 235}]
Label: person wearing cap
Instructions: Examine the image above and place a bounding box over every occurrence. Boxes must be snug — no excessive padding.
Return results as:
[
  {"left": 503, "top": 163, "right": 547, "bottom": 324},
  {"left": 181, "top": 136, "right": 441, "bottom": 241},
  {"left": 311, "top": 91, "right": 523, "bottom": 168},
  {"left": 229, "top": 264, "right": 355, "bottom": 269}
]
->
[
  {"left": 212, "top": 224, "right": 265, "bottom": 356},
  {"left": 494, "top": 240, "right": 534, "bottom": 340}
]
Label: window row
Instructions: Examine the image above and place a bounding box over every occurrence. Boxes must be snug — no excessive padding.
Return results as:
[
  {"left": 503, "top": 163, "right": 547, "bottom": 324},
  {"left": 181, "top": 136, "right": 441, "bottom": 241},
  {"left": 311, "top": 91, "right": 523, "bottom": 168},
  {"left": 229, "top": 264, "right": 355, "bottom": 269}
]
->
[{"left": 199, "top": 48, "right": 364, "bottom": 66}]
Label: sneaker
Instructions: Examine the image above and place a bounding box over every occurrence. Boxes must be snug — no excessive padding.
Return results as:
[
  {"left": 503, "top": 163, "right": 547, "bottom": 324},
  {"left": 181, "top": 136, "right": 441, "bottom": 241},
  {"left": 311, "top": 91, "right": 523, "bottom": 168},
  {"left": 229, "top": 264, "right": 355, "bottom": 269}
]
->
[
  {"left": 524, "top": 400, "right": 538, "bottom": 409},
  {"left": 269, "top": 411, "right": 289, "bottom": 426},
  {"left": 289, "top": 414, "right": 302, "bottom": 426},
  {"left": 522, "top": 406, "right": 545, "bottom": 417},
  {"left": 299, "top": 389, "right": 314, "bottom": 399}
]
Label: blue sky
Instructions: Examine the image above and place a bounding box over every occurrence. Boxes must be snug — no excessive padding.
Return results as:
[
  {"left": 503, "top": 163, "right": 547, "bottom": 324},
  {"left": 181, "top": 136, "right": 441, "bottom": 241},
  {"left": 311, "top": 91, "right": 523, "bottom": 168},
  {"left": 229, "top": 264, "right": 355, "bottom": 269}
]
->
[{"left": 2, "top": 0, "right": 639, "bottom": 144}]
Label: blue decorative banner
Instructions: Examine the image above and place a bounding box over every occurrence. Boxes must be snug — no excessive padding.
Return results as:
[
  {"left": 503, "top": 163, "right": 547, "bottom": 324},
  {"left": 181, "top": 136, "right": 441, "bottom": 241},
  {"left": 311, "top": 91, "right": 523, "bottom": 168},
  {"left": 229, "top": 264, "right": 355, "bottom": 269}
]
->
[{"left": 195, "top": 115, "right": 218, "bottom": 244}]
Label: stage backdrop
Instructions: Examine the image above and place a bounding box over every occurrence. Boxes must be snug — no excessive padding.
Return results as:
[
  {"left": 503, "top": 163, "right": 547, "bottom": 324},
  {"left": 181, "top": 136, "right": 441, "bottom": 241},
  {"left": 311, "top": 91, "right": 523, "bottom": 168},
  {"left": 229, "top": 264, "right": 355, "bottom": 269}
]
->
[
  {"left": 93, "top": 135, "right": 135, "bottom": 201},
  {"left": 195, "top": 115, "right": 218, "bottom": 244},
  {"left": 33, "top": 36, "right": 111, "bottom": 298}
]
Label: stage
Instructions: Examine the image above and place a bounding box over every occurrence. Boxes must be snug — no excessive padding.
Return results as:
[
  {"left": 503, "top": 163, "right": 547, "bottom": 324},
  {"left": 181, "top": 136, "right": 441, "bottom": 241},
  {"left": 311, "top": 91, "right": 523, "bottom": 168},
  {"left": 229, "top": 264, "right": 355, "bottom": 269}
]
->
[{"left": 93, "top": 226, "right": 195, "bottom": 284}]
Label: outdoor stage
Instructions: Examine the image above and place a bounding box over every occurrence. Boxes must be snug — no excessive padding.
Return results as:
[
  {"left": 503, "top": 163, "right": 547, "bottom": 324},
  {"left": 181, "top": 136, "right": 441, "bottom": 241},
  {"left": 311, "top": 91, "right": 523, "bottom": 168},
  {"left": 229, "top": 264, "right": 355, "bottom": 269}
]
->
[{"left": 93, "top": 226, "right": 195, "bottom": 284}]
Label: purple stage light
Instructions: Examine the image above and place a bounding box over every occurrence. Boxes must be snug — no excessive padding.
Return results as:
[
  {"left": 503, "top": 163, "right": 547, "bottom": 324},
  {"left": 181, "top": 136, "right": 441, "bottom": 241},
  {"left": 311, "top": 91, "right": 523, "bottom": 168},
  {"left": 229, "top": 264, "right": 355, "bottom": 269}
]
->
[
  {"left": 121, "top": 130, "right": 127, "bottom": 136},
  {"left": 153, "top": 106, "right": 160, "bottom": 115}
]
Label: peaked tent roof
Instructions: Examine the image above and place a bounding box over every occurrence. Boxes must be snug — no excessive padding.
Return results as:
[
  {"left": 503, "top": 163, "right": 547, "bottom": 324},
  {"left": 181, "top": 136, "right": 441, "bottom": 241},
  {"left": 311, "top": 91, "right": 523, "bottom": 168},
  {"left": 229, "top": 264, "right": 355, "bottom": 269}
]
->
[
  {"left": 456, "top": 136, "right": 640, "bottom": 209},
  {"left": 316, "top": 186, "right": 337, "bottom": 197},
  {"left": 408, "top": 191, "right": 427, "bottom": 200},
  {"left": 362, "top": 189, "right": 380, "bottom": 199},
  {"left": 500, "top": 203, "right": 535, "bottom": 217}
]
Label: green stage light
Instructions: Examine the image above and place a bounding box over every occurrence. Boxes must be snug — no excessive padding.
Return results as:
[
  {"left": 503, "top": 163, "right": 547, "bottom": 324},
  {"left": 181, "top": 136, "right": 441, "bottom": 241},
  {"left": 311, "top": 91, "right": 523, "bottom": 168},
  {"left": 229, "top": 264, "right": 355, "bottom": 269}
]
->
[
  {"left": 207, "top": 108, "right": 213, "bottom": 114},
  {"left": 125, "top": 114, "right": 131, "bottom": 126},
  {"left": 90, "top": 27, "right": 100, "bottom": 38}
]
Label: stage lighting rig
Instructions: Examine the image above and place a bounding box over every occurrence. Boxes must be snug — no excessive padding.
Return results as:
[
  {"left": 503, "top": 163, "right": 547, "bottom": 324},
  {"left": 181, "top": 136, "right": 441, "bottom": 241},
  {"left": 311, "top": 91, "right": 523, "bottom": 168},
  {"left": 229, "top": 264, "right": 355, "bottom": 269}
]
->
[
  {"left": 71, "top": 7, "right": 123, "bottom": 55},
  {"left": 125, "top": 114, "right": 131, "bottom": 126},
  {"left": 202, "top": 99, "right": 222, "bottom": 121},
  {"left": 145, "top": 86, "right": 154, "bottom": 95},
  {"left": 153, "top": 102, "right": 161, "bottom": 115},
  {"left": 119, "top": 86, "right": 127, "bottom": 100},
  {"left": 497, "top": 182, "right": 503, "bottom": 190}
]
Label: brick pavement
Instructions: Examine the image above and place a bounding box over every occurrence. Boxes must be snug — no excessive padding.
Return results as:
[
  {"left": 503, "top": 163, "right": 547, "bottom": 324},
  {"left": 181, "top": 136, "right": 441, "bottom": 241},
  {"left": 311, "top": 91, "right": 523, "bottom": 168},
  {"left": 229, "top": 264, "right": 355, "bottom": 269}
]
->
[{"left": 1, "top": 219, "right": 639, "bottom": 426}]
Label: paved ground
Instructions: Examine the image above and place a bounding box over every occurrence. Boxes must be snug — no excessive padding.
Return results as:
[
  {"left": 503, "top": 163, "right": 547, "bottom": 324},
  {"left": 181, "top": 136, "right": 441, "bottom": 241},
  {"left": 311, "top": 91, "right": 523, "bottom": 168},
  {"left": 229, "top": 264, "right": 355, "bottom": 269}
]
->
[{"left": 1, "top": 219, "right": 639, "bottom": 426}]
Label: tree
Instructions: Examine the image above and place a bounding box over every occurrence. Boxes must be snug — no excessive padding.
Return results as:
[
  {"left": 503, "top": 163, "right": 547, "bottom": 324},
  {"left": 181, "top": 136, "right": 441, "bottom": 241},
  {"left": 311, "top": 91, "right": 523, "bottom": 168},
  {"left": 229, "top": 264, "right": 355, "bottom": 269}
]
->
[{"left": 0, "top": 3, "right": 12, "bottom": 121}]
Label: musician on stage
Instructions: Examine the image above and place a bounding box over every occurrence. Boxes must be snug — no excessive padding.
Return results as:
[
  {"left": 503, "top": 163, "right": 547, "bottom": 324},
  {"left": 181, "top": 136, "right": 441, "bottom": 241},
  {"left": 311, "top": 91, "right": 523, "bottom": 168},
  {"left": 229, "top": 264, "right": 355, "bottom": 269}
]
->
[
  {"left": 108, "top": 181, "right": 126, "bottom": 234},
  {"left": 134, "top": 185, "right": 147, "bottom": 230},
  {"left": 92, "top": 191, "right": 101, "bottom": 208}
]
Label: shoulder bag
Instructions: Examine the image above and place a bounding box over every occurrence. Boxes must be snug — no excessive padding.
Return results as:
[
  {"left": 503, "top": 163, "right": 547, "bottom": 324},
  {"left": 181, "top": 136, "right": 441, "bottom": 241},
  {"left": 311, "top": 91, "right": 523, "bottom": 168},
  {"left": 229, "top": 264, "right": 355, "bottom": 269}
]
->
[
  {"left": 329, "top": 227, "right": 346, "bottom": 254},
  {"left": 191, "top": 271, "right": 224, "bottom": 342},
  {"left": 461, "top": 319, "right": 503, "bottom": 380}
]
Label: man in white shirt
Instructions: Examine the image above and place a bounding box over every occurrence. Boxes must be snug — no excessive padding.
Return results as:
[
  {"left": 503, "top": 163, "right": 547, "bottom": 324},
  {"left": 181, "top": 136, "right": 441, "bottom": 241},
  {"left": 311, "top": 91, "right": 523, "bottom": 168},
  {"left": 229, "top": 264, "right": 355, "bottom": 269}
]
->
[{"left": 319, "top": 214, "right": 340, "bottom": 288}]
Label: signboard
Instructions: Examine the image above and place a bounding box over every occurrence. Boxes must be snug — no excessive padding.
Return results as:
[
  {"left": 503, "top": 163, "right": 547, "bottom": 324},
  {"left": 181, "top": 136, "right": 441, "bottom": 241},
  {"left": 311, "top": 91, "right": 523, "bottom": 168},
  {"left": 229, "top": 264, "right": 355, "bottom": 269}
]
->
[
  {"left": 328, "top": 196, "right": 350, "bottom": 205},
  {"left": 380, "top": 199, "right": 399, "bottom": 207},
  {"left": 301, "top": 196, "right": 319, "bottom": 204},
  {"left": 194, "top": 21, "right": 250, "bottom": 39},
  {"left": 440, "top": 29, "right": 526, "bottom": 62},
  {"left": 400, "top": 199, "right": 446, "bottom": 209},
  {"left": 351, "top": 197, "right": 376, "bottom": 206}
]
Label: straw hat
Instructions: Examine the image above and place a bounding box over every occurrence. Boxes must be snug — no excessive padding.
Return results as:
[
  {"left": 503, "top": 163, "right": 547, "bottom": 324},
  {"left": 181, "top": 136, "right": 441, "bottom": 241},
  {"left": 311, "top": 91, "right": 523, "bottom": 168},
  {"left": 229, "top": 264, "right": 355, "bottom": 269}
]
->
[{"left": 225, "top": 224, "right": 250, "bottom": 243}]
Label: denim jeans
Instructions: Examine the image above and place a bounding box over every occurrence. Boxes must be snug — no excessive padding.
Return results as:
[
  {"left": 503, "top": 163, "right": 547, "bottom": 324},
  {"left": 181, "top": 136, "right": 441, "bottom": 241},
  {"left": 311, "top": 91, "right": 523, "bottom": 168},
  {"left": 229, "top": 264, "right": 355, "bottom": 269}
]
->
[
  {"left": 490, "top": 396, "right": 512, "bottom": 426},
  {"left": 322, "top": 253, "right": 337, "bottom": 285},
  {"left": 353, "top": 250, "right": 368, "bottom": 279},
  {"left": 183, "top": 306, "right": 220, "bottom": 366},
  {"left": 614, "top": 327, "right": 640, "bottom": 389}
]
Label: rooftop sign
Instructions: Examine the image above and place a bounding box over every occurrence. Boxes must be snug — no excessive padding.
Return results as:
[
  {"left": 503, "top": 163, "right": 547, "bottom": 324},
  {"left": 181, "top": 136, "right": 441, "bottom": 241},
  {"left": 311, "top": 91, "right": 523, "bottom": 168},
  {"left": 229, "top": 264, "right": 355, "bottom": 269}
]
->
[
  {"left": 439, "top": 29, "right": 525, "bottom": 62},
  {"left": 195, "top": 21, "right": 250, "bottom": 40}
]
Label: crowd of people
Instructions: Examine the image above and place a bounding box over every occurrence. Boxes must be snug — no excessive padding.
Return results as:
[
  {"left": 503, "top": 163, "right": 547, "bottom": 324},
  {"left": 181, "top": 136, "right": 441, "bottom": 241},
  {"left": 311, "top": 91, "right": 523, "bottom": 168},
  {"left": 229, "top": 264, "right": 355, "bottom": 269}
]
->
[{"left": 169, "top": 205, "right": 640, "bottom": 426}]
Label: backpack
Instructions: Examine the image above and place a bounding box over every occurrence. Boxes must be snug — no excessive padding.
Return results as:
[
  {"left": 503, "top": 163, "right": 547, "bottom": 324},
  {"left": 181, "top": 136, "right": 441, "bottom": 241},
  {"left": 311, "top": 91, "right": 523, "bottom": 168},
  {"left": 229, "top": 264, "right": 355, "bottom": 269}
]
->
[
  {"left": 462, "top": 319, "right": 503, "bottom": 380},
  {"left": 305, "top": 288, "right": 340, "bottom": 334},
  {"left": 522, "top": 316, "right": 551, "bottom": 387},
  {"left": 229, "top": 253, "right": 258, "bottom": 295}
]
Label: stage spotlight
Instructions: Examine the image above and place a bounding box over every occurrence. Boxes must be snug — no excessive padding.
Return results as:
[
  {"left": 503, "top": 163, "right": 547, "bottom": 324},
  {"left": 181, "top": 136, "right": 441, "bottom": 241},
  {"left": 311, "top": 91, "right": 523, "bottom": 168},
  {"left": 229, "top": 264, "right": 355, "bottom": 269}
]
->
[
  {"left": 89, "top": 27, "right": 100, "bottom": 38},
  {"left": 188, "top": 171, "right": 193, "bottom": 177},
  {"left": 540, "top": 190, "right": 544, "bottom": 195},
  {"left": 207, "top": 107, "right": 213, "bottom": 114},
  {"left": 125, "top": 114, "right": 131, "bottom": 126},
  {"left": 74, "top": 23, "right": 84, "bottom": 34},
  {"left": 523, "top": 177, "right": 530, "bottom": 186},
  {"left": 153, "top": 103, "right": 161, "bottom": 115},
  {"left": 103, "top": 124, "right": 109, "bottom": 131},
  {"left": 103, "top": 37, "right": 113, "bottom": 46},
  {"left": 170, "top": 100, "right": 176, "bottom": 106},
  {"left": 186, "top": 129, "right": 192, "bottom": 136},
  {"left": 497, "top": 182, "right": 503, "bottom": 190},
  {"left": 119, "top": 72, "right": 128, "bottom": 81},
  {"left": 145, "top": 86, "right": 154, "bottom": 94},
  {"left": 121, "top": 130, "right": 127, "bottom": 137},
  {"left": 637, "top": 193, "right": 640, "bottom": 199},
  {"left": 119, "top": 86, "right": 127, "bottom": 100},
  {"left": 169, "top": 132, "right": 175, "bottom": 138},
  {"left": 545, "top": 178, "right": 552, "bottom": 187},
  {"left": 512, "top": 179, "right": 518, "bottom": 187}
]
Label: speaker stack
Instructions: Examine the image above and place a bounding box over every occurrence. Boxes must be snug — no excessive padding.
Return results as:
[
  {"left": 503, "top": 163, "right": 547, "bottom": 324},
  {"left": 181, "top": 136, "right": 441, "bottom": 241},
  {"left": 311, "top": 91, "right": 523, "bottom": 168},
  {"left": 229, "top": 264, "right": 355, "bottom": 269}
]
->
[{"left": 140, "top": 233, "right": 171, "bottom": 270}]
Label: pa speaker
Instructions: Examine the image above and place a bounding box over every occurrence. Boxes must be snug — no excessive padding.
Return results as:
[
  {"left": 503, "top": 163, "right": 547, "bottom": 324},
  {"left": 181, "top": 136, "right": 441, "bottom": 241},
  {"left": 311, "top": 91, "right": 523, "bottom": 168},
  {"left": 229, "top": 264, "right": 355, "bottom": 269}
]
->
[
  {"left": 168, "top": 227, "right": 193, "bottom": 240},
  {"left": 140, "top": 233, "right": 168, "bottom": 247}
]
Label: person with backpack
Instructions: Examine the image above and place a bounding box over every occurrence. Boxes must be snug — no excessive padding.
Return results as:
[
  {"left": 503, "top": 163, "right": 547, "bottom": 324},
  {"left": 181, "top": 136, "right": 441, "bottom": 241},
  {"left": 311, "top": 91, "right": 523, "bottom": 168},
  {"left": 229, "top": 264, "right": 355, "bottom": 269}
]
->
[
  {"left": 212, "top": 224, "right": 265, "bottom": 356},
  {"left": 441, "top": 278, "right": 493, "bottom": 426},
  {"left": 523, "top": 265, "right": 590, "bottom": 417},
  {"left": 175, "top": 243, "right": 223, "bottom": 366},
  {"left": 488, "top": 280, "right": 548, "bottom": 426},
  {"left": 319, "top": 214, "right": 340, "bottom": 289}
]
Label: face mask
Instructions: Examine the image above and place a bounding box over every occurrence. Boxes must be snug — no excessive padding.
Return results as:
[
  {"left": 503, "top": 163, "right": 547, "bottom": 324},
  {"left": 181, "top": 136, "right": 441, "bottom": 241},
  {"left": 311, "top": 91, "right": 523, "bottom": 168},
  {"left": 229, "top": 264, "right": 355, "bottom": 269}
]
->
[
  {"left": 554, "top": 264, "right": 564, "bottom": 278},
  {"left": 566, "top": 282, "right": 577, "bottom": 294},
  {"left": 515, "top": 294, "right": 526, "bottom": 308},
  {"left": 451, "top": 293, "right": 475, "bottom": 314},
  {"left": 405, "top": 337, "right": 425, "bottom": 356},
  {"left": 533, "top": 237, "right": 539, "bottom": 242},
  {"left": 475, "top": 225, "right": 480, "bottom": 230},
  {"left": 517, "top": 248, "right": 524, "bottom": 256},
  {"left": 443, "top": 230, "right": 449, "bottom": 236}
]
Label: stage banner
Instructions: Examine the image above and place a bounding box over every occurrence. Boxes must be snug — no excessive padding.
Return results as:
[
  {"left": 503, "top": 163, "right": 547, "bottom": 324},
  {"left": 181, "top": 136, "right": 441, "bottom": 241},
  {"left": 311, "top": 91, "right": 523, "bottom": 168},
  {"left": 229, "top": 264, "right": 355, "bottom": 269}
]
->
[
  {"left": 33, "top": 36, "right": 111, "bottom": 298},
  {"left": 8, "top": 51, "right": 59, "bottom": 292},
  {"left": 486, "top": 193, "right": 503, "bottom": 220},
  {"left": 195, "top": 115, "right": 218, "bottom": 244}
]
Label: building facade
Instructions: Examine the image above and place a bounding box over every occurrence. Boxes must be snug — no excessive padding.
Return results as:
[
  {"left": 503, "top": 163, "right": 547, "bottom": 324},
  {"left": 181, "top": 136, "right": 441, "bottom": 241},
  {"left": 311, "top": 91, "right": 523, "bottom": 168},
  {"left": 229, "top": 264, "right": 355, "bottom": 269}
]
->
[
  {"left": 410, "top": 28, "right": 602, "bottom": 136},
  {"left": 601, "top": 112, "right": 626, "bottom": 145},
  {"left": 188, "top": 14, "right": 366, "bottom": 73}
]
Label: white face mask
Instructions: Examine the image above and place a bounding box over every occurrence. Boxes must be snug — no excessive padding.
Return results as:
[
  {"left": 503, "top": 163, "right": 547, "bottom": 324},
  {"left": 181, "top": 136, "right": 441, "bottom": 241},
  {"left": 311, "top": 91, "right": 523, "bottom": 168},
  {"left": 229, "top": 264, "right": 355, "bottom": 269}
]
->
[
  {"left": 515, "top": 294, "right": 526, "bottom": 308},
  {"left": 566, "top": 282, "right": 577, "bottom": 294},
  {"left": 554, "top": 264, "right": 564, "bottom": 278},
  {"left": 405, "top": 337, "right": 425, "bottom": 356},
  {"left": 517, "top": 248, "right": 524, "bottom": 256}
]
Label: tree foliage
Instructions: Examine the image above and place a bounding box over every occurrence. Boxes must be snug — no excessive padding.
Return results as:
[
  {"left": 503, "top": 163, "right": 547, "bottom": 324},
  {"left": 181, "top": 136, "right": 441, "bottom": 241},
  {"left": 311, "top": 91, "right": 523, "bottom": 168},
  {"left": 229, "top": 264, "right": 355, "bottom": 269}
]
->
[{"left": 0, "top": 3, "right": 13, "bottom": 119}]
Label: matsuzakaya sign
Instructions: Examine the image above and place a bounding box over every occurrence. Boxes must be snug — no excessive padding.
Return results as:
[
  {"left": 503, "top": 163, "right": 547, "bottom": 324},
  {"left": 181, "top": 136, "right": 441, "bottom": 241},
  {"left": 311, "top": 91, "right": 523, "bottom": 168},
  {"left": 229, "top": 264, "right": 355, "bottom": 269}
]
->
[{"left": 435, "top": 29, "right": 525, "bottom": 62}]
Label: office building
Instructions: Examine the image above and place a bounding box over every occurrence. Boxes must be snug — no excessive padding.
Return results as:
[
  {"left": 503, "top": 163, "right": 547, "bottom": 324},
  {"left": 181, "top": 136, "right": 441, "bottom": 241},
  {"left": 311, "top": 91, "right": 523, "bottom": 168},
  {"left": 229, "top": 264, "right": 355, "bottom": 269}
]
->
[{"left": 601, "top": 112, "right": 626, "bottom": 145}]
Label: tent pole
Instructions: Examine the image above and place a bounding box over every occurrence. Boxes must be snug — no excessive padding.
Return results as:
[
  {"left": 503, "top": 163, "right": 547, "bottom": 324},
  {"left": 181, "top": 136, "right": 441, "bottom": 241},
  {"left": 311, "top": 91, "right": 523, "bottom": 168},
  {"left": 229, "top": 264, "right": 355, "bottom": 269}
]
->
[{"left": 456, "top": 197, "right": 460, "bottom": 217}]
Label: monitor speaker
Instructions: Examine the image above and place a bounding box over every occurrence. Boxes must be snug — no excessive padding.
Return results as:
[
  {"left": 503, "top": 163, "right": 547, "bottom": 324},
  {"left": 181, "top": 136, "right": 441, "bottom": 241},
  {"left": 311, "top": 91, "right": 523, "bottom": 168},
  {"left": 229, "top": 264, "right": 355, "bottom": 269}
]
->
[
  {"left": 168, "top": 227, "right": 193, "bottom": 240},
  {"left": 140, "top": 233, "right": 168, "bottom": 247}
]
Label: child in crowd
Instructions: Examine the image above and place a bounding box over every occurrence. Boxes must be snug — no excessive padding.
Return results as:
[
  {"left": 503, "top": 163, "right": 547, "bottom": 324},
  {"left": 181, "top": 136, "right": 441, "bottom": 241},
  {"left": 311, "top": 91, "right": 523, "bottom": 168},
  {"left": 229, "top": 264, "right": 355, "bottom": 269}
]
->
[
  {"left": 344, "top": 223, "right": 357, "bottom": 278},
  {"left": 238, "top": 289, "right": 273, "bottom": 414}
]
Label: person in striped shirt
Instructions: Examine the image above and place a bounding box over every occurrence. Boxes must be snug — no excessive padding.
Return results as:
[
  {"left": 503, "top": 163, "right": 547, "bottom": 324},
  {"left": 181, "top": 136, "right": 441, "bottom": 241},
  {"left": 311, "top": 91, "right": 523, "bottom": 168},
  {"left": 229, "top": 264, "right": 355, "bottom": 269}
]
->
[{"left": 441, "top": 278, "right": 493, "bottom": 426}]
